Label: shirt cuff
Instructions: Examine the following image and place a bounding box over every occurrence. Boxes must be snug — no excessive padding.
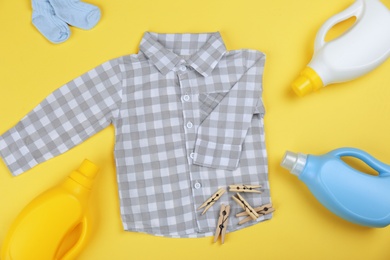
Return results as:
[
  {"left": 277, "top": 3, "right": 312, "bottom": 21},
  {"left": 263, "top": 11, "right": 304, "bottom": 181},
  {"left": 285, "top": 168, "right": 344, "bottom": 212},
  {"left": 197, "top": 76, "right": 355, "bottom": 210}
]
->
[
  {"left": 192, "top": 138, "right": 242, "bottom": 171},
  {"left": 0, "top": 128, "right": 37, "bottom": 176}
]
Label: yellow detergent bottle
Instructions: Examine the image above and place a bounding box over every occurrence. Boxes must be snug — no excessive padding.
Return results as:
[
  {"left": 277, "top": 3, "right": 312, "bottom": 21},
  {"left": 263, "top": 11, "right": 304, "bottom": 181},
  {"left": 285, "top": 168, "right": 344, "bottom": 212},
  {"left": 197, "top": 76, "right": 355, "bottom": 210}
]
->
[{"left": 1, "top": 159, "right": 99, "bottom": 260}]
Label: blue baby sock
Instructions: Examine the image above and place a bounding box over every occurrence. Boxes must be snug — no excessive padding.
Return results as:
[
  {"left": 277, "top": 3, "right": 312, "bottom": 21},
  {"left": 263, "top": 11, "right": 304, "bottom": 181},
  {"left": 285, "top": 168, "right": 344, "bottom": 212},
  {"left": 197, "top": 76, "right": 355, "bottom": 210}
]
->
[
  {"left": 32, "top": 0, "right": 70, "bottom": 44},
  {"left": 48, "top": 0, "right": 101, "bottom": 30}
]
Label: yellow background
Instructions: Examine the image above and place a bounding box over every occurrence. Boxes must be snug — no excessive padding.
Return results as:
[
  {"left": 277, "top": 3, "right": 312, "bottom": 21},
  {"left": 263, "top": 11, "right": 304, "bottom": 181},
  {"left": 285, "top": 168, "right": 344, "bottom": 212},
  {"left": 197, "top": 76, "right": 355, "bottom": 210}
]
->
[{"left": 1, "top": 0, "right": 390, "bottom": 259}]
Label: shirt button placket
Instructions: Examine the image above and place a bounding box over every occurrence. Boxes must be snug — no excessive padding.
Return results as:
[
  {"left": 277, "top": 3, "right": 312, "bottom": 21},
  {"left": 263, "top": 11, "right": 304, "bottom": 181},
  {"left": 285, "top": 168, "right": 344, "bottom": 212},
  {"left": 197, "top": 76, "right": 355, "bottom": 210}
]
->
[
  {"left": 177, "top": 63, "right": 203, "bottom": 231},
  {"left": 179, "top": 72, "right": 195, "bottom": 162}
]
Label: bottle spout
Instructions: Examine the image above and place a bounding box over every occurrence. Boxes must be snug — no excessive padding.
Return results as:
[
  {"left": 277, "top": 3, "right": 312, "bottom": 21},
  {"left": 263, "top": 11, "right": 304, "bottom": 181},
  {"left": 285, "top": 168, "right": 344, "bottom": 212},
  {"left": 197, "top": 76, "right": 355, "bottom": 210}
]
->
[
  {"left": 69, "top": 160, "right": 99, "bottom": 190},
  {"left": 78, "top": 159, "right": 99, "bottom": 180},
  {"left": 291, "top": 67, "right": 323, "bottom": 96},
  {"left": 281, "top": 151, "right": 307, "bottom": 176}
]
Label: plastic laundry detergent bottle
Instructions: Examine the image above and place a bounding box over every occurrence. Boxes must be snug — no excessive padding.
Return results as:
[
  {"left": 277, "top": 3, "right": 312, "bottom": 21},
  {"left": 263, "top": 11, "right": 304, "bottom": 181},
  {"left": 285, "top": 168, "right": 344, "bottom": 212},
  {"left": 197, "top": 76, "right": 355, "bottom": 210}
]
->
[
  {"left": 1, "top": 159, "right": 99, "bottom": 260},
  {"left": 281, "top": 147, "right": 390, "bottom": 227},
  {"left": 292, "top": 0, "right": 390, "bottom": 96}
]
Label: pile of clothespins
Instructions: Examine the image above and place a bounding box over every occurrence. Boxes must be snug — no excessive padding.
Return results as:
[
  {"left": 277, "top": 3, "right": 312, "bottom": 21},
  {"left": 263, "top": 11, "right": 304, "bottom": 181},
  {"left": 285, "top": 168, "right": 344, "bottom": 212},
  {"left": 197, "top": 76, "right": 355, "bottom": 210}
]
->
[{"left": 198, "top": 185, "right": 275, "bottom": 244}]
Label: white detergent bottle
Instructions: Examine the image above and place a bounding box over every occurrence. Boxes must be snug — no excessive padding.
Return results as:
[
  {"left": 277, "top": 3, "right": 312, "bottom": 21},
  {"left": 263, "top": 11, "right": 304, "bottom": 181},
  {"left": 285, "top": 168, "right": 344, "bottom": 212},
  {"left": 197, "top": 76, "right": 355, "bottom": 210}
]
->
[{"left": 292, "top": 0, "right": 390, "bottom": 96}]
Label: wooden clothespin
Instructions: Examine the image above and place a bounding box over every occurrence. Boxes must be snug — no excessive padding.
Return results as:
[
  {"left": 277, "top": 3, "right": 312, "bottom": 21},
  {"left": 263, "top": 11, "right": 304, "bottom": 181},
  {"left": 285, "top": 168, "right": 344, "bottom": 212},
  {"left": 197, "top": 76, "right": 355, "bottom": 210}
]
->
[
  {"left": 214, "top": 204, "right": 230, "bottom": 244},
  {"left": 236, "top": 203, "right": 275, "bottom": 225},
  {"left": 198, "top": 188, "right": 226, "bottom": 215},
  {"left": 232, "top": 193, "right": 259, "bottom": 220},
  {"left": 228, "top": 184, "right": 262, "bottom": 193}
]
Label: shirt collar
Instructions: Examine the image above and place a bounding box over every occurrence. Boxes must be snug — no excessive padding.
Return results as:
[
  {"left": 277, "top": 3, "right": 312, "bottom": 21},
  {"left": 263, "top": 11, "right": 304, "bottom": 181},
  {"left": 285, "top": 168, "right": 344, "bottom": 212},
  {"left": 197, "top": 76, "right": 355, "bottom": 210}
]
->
[{"left": 140, "top": 32, "right": 226, "bottom": 77}]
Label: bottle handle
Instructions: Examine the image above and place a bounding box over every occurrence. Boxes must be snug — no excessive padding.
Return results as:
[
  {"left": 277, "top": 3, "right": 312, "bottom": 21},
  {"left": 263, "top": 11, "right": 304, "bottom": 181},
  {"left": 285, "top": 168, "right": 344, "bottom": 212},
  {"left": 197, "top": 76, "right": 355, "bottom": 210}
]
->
[
  {"left": 328, "top": 147, "right": 390, "bottom": 176},
  {"left": 314, "top": 0, "right": 364, "bottom": 52},
  {"left": 60, "top": 217, "right": 89, "bottom": 260}
]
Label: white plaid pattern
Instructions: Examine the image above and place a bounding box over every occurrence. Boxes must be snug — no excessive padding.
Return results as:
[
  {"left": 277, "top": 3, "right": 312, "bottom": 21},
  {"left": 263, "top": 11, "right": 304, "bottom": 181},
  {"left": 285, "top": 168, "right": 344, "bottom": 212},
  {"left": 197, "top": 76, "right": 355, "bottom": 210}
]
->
[{"left": 0, "top": 32, "right": 271, "bottom": 238}]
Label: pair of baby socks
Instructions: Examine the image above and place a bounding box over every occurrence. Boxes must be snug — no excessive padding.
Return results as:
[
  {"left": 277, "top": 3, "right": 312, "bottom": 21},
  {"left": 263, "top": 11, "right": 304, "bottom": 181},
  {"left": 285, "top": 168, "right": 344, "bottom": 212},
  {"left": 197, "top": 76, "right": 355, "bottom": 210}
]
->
[{"left": 32, "top": 0, "right": 101, "bottom": 44}]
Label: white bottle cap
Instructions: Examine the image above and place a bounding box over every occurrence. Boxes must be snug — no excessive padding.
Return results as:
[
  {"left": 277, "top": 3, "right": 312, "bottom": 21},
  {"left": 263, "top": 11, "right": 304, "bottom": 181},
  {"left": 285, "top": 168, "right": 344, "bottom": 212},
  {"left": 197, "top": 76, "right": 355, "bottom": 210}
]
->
[{"left": 281, "top": 151, "right": 307, "bottom": 176}]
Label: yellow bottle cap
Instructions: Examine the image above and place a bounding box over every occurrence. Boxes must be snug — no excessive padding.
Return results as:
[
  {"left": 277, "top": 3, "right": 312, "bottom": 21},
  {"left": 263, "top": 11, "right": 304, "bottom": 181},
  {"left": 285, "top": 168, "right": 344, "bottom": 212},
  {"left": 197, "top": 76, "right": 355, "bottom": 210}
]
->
[
  {"left": 78, "top": 159, "right": 99, "bottom": 179},
  {"left": 69, "top": 160, "right": 99, "bottom": 190},
  {"left": 292, "top": 67, "right": 323, "bottom": 96}
]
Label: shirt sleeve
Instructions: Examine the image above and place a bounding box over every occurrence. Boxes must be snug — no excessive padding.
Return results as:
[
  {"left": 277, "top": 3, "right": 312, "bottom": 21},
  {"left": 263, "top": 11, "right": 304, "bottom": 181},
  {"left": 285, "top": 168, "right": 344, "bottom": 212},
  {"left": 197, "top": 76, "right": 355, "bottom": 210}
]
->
[
  {"left": 192, "top": 53, "right": 265, "bottom": 170},
  {"left": 0, "top": 58, "right": 123, "bottom": 176}
]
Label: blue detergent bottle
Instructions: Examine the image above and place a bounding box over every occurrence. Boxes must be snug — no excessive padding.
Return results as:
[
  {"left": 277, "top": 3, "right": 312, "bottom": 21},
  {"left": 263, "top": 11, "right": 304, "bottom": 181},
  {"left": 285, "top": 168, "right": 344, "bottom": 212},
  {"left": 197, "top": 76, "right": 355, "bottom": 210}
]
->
[{"left": 281, "top": 147, "right": 390, "bottom": 227}]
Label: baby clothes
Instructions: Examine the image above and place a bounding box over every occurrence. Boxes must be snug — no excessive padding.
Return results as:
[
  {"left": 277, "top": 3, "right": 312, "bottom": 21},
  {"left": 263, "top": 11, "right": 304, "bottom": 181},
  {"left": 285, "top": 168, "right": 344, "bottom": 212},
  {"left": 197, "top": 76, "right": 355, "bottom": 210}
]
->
[
  {"left": 32, "top": 0, "right": 71, "bottom": 43},
  {"left": 32, "top": 0, "right": 100, "bottom": 43},
  {"left": 0, "top": 32, "right": 271, "bottom": 237},
  {"left": 48, "top": 0, "right": 101, "bottom": 30}
]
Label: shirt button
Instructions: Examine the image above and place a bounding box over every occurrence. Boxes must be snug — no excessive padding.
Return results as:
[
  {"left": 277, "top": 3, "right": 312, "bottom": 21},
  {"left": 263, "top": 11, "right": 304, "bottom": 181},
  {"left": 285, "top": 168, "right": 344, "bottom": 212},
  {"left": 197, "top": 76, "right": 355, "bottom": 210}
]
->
[
  {"left": 183, "top": 95, "right": 190, "bottom": 102},
  {"left": 179, "top": 65, "right": 187, "bottom": 72},
  {"left": 190, "top": 153, "right": 195, "bottom": 159},
  {"left": 186, "top": 122, "right": 193, "bottom": 129},
  {"left": 194, "top": 182, "right": 202, "bottom": 189}
]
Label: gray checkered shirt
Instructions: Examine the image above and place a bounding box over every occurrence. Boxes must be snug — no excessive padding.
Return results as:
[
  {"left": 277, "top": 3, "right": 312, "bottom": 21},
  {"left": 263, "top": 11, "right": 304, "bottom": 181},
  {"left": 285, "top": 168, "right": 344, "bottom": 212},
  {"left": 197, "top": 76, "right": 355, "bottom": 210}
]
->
[{"left": 0, "top": 32, "right": 271, "bottom": 238}]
